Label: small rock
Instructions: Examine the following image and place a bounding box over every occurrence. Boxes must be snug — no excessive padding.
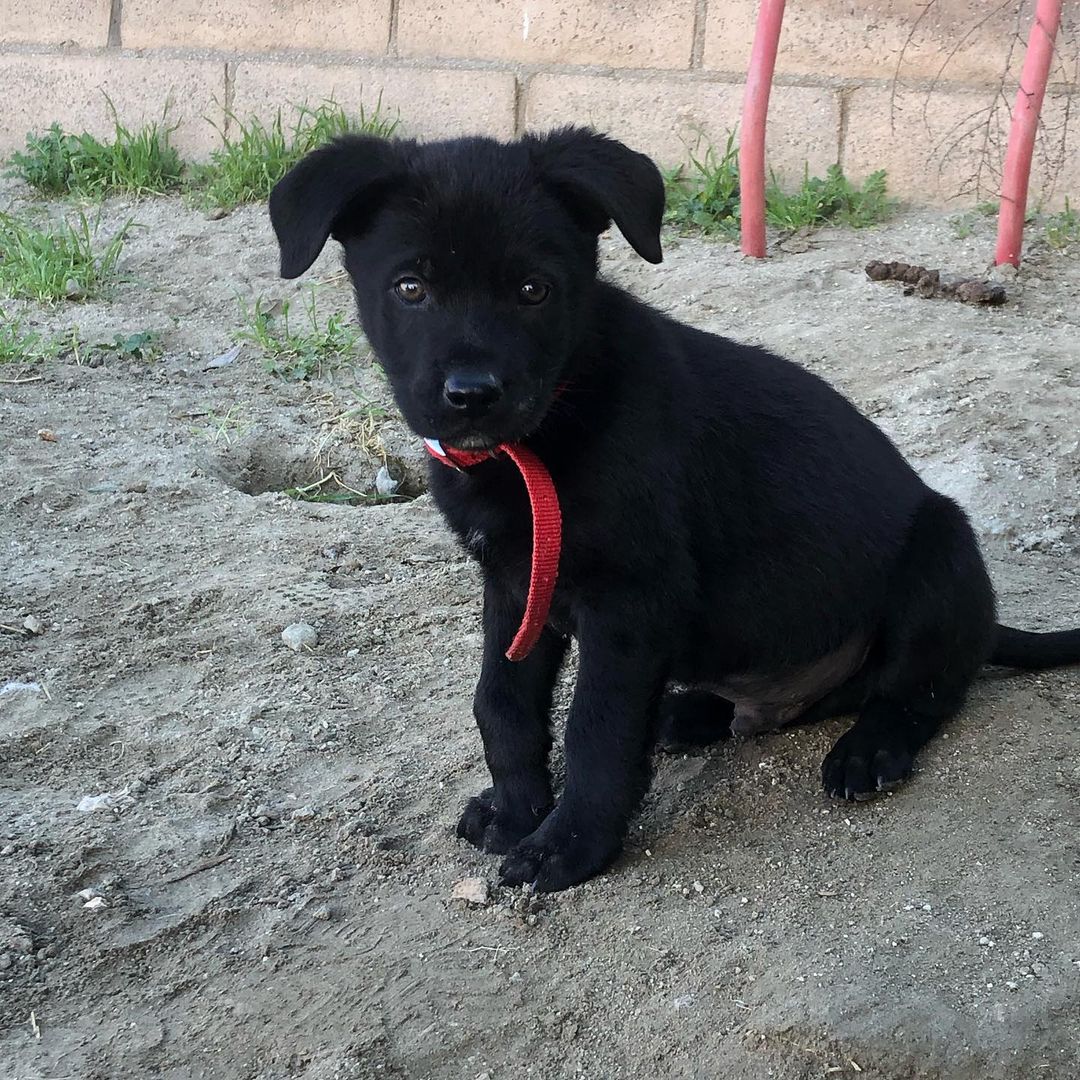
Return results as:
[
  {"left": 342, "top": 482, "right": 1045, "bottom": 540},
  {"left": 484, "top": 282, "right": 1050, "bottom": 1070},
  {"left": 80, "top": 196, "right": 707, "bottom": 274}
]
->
[
  {"left": 1032, "top": 962, "right": 1048, "bottom": 978},
  {"left": 281, "top": 622, "right": 317, "bottom": 652},
  {"left": 292, "top": 805, "right": 316, "bottom": 821},
  {"left": 64, "top": 277, "right": 86, "bottom": 301},
  {"left": 206, "top": 206, "right": 229, "bottom": 221},
  {"left": 375, "top": 465, "right": 400, "bottom": 497},
  {"left": 1031, "top": 931, "right": 1044, "bottom": 940},
  {"left": 22, "top": 615, "right": 44, "bottom": 636},
  {"left": 129, "top": 779, "right": 147, "bottom": 796},
  {"left": 77, "top": 790, "right": 135, "bottom": 814},
  {"left": 37, "top": 428, "right": 58, "bottom": 443},
  {"left": 252, "top": 803, "right": 277, "bottom": 822},
  {"left": 204, "top": 343, "right": 242, "bottom": 369},
  {"left": 0, "top": 845, "right": 15, "bottom": 857},
  {"left": 83, "top": 896, "right": 108, "bottom": 911},
  {"left": 123, "top": 480, "right": 149, "bottom": 494},
  {"left": 310, "top": 904, "right": 332, "bottom": 921},
  {"left": 0, "top": 953, "right": 12, "bottom": 970},
  {"left": 452, "top": 877, "right": 490, "bottom": 906}
]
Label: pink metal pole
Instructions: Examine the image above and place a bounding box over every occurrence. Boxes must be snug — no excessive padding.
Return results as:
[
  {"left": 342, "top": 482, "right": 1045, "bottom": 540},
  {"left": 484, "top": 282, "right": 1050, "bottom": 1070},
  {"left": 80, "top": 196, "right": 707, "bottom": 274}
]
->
[
  {"left": 994, "top": 0, "right": 1062, "bottom": 267},
  {"left": 740, "top": 0, "right": 787, "bottom": 258}
]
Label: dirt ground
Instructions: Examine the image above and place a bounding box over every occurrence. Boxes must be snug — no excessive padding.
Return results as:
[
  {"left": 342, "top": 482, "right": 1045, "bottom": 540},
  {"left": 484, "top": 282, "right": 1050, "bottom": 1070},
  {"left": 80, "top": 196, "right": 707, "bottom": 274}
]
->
[{"left": 1, "top": 181, "right": 1078, "bottom": 1080}]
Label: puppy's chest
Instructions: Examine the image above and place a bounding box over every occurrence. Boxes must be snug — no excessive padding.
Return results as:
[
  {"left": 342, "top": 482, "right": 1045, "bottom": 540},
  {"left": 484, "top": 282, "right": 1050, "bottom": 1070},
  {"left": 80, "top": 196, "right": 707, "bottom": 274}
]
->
[{"left": 434, "top": 481, "right": 582, "bottom": 625}]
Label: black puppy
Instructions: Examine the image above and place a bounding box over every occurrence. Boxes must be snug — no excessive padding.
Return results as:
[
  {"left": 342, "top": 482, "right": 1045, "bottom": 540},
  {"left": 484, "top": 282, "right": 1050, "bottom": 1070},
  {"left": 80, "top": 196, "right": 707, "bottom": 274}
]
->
[{"left": 270, "top": 128, "right": 1080, "bottom": 891}]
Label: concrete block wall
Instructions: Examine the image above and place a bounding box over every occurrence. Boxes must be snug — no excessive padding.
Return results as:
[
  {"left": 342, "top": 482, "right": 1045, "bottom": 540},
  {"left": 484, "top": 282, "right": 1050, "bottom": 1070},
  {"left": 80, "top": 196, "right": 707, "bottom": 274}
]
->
[{"left": 1, "top": 0, "right": 1077, "bottom": 205}]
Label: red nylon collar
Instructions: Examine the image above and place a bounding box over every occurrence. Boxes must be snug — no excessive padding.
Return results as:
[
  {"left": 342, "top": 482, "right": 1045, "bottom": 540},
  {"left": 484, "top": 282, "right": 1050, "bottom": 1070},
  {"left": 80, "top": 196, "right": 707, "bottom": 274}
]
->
[{"left": 424, "top": 438, "right": 561, "bottom": 661}]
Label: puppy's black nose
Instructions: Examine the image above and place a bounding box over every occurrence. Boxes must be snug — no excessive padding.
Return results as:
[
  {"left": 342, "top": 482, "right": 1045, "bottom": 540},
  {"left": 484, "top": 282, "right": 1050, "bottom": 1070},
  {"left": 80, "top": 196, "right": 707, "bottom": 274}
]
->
[{"left": 443, "top": 371, "right": 503, "bottom": 415}]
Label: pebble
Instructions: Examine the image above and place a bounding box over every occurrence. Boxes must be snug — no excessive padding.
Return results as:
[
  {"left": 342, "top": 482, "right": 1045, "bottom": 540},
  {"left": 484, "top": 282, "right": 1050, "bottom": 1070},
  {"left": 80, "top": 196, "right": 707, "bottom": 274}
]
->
[
  {"left": 206, "top": 206, "right": 229, "bottom": 220},
  {"left": 292, "top": 805, "right": 316, "bottom": 821},
  {"left": 281, "top": 622, "right": 317, "bottom": 652},
  {"left": 0, "top": 845, "right": 15, "bottom": 857},
  {"left": 64, "top": 277, "right": 86, "bottom": 301},
  {"left": 0, "top": 953, "right": 11, "bottom": 970},
  {"left": 83, "top": 896, "right": 108, "bottom": 911},
  {"left": 375, "top": 465, "right": 401, "bottom": 497},
  {"left": 452, "top": 877, "right": 490, "bottom": 906},
  {"left": 22, "top": 615, "right": 44, "bottom": 636}
]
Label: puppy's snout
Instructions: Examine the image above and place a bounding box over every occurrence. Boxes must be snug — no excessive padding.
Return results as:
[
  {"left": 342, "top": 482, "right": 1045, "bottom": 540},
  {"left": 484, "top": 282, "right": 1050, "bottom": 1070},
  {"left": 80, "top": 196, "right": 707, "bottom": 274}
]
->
[{"left": 443, "top": 371, "right": 504, "bottom": 416}]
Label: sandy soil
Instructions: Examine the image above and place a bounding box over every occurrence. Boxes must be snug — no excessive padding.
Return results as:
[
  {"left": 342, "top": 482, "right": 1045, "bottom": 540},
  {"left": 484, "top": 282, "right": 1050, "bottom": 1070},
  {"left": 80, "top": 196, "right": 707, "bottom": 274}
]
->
[{"left": 1, "top": 184, "right": 1078, "bottom": 1080}]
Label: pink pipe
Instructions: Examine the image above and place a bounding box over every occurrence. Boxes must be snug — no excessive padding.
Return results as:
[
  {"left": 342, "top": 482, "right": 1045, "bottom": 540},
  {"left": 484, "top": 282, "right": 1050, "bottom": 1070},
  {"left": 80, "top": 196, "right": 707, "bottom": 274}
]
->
[
  {"left": 995, "top": 0, "right": 1062, "bottom": 267},
  {"left": 740, "top": 0, "right": 787, "bottom": 258}
]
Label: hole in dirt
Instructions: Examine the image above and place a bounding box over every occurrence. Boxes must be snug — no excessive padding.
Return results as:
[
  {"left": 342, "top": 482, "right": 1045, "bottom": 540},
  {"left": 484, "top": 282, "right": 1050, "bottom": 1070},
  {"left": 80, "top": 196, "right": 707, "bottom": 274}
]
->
[{"left": 200, "top": 435, "right": 423, "bottom": 504}]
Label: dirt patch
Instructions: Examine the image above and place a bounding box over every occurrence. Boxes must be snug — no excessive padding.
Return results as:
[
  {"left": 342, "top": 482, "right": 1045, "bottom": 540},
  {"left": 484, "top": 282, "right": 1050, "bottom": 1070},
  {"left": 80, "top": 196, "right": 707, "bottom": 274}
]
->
[{"left": 1, "top": 185, "right": 1078, "bottom": 1080}]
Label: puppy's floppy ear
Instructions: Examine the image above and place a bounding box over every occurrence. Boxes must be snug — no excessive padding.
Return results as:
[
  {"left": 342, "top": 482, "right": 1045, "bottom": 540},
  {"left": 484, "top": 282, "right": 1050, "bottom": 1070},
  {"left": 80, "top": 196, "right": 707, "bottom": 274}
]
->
[
  {"left": 527, "top": 126, "right": 665, "bottom": 264},
  {"left": 269, "top": 135, "right": 405, "bottom": 278}
]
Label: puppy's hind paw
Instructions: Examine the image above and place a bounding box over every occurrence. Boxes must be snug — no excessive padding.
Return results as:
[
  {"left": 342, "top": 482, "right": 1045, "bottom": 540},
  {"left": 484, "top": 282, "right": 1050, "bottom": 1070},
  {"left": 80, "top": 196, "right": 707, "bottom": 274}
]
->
[{"left": 821, "top": 728, "right": 915, "bottom": 801}]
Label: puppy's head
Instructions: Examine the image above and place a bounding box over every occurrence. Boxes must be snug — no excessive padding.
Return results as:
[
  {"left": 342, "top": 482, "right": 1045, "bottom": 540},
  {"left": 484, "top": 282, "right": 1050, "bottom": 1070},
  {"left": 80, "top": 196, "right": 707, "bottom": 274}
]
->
[{"left": 269, "top": 127, "right": 664, "bottom": 449}]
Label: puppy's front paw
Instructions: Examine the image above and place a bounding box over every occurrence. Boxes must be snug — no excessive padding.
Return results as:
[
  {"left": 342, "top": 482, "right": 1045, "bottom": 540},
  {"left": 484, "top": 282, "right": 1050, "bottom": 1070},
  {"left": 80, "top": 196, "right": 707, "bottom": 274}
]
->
[
  {"left": 456, "top": 788, "right": 550, "bottom": 855},
  {"left": 498, "top": 823, "right": 621, "bottom": 892}
]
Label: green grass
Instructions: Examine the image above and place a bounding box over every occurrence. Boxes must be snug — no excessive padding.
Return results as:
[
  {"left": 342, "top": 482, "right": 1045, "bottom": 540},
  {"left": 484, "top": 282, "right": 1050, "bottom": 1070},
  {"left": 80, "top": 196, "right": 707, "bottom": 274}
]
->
[
  {"left": 1045, "top": 199, "right": 1079, "bottom": 248},
  {"left": 284, "top": 471, "right": 399, "bottom": 506},
  {"left": 7, "top": 114, "right": 183, "bottom": 197},
  {"left": 663, "top": 132, "right": 741, "bottom": 236},
  {"left": 190, "top": 405, "right": 251, "bottom": 445},
  {"left": 73, "top": 329, "right": 163, "bottom": 365},
  {"left": 192, "top": 98, "right": 400, "bottom": 210},
  {"left": 0, "top": 311, "right": 59, "bottom": 363},
  {"left": 0, "top": 211, "right": 132, "bottom": 301},
  {"left": 766, "top": 165, "right": 893, "bottom": 230},
  {"left": 664, "top": 133, "right": 895, "bottom": 237},
  {"left": 236, "top": 289, "right": 362, "bottom": 379}
]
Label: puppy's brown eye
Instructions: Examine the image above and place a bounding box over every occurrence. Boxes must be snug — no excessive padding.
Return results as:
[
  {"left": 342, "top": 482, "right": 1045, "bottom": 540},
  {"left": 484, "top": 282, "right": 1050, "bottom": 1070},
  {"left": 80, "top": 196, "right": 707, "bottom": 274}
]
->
[
  {"left": 395, "top": 277, "right": 427, "bottom": 304},
  {"left": 518, "top": 280, "right": 550, "bottom": 306}
]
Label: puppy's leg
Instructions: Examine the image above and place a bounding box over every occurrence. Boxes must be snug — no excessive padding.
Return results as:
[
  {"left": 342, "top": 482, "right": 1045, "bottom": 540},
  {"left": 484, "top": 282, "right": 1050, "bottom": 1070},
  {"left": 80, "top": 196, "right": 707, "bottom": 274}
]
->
[
  {"left": 655, "top": 689, "right": 734, "bottom": 753},
  {"left": 458, "top": 579, "right": 568, "bottom": 854},
  {"left": 500, "top": 612, "right": 666, "bottom": 891},
  {"left": 822, "top": 494, "right": 995, "bottom": 800}
]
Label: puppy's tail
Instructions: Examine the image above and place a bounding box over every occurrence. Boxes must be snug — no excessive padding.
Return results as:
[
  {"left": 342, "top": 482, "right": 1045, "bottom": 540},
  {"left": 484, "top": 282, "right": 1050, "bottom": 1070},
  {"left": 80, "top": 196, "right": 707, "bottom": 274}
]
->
[{"left": 990, "top": 623, "right": 1080, "bottom": 669}]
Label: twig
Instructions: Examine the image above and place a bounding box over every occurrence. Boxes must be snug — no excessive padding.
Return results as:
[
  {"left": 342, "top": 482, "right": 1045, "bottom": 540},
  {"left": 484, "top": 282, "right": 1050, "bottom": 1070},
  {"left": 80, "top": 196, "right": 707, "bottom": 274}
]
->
[
  {"left": 158, "top": 854, "right": 232, "bottom": 885},
  {"left": 0, "top": 375, "right": 44, "bottom": 385}
]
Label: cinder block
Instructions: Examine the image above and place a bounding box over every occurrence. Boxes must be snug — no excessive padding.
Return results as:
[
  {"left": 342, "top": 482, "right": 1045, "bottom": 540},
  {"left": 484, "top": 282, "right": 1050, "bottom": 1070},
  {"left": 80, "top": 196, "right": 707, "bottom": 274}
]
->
[
  {"left": 524, "top": 73, "right": 840, "bottom": 181},
  {"left": 0, "top": 53, "right": 226, "bottom": 158},
  {"left": 0, "top": 0, "right": 111, "bottom": 47},
  {"left": 123, "top": 0, "right": 392, "bottom": 53},
  {"left": 704, "top": 0, "right": 1028, "bottom": 83},
  {"left": 398, "top": 0, "right": 697, "bottom": 68},
  {"left": 230, "top": 60, "right": 518, "bottom": 141},
  {"left": 843, "top": 84, "right": 1077, "bottom": 207}
]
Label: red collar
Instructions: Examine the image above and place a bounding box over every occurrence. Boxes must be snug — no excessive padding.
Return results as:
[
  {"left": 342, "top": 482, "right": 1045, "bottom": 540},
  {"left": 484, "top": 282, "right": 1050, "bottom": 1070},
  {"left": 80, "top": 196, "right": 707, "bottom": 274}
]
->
[{"left": 424, "top": 438, "right": 561, "bottom": 661}]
